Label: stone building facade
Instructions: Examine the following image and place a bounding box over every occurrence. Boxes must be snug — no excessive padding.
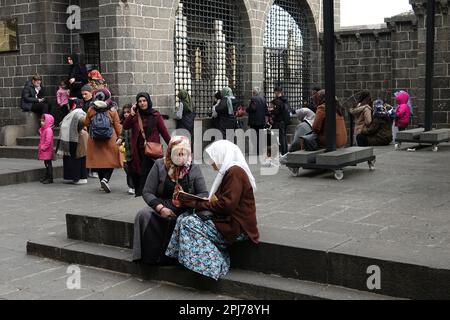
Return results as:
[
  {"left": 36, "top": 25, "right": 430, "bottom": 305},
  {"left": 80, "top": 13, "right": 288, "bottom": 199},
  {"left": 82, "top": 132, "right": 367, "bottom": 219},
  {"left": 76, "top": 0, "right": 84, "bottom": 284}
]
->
[{"left": 0, "top": 0, "right": 449, "bottom": 131}]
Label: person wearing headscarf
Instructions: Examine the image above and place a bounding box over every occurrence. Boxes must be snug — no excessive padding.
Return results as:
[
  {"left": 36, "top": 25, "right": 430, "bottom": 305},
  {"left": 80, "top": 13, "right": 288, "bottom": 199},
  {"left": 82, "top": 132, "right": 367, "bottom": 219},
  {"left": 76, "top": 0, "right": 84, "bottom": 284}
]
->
[
  {"left": 67, "top": 55, "right": 88, "bottom": 99},
  {"left": 132, "top": 136, "right": 208, "bottom": 264},
  {"left": 57, "top": 100, "right": 88, "bottom": 184},
  {"left": 175, "top": 89, "right": 196, "bottom": 138},
  {"left": 93, "top": 87, "right": 118, "bottom": 112},
  {"left": 288, "top": 108, "right": 316, "bottom": 153},
  {"left": 349, "top": 90, "right": 373, "bottom": 144},
  {"left": 214, "top": 86, "right": 239, "bottom": 139},
  {"left": 312, "top": 89, "right": 348, "bottom": 149},
  {"left": 166, "top": 140, "right": 259, "bottom": 281},
  {"left": 87, "top": 69, "right": 107, "bottom": 91},
  {"left": 357, "top": 103, "right": 393, "bottom": 147},
  {"left": 82, "top": 95, "right": 122, "bottom": 192},
  {"left": 123, "top": 92, "right": 171, "bottom": 197}
]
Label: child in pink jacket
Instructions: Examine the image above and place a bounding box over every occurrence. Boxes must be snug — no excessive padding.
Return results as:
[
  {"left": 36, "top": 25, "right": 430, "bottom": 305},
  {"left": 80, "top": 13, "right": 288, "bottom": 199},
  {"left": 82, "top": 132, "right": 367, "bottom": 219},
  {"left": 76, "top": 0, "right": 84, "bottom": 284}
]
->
[
  {"left": 395, "top": 91, "right": 411, "bottom": 131},
  {"left": 38, "top": 114, "right": 55, "bottom": 184}
]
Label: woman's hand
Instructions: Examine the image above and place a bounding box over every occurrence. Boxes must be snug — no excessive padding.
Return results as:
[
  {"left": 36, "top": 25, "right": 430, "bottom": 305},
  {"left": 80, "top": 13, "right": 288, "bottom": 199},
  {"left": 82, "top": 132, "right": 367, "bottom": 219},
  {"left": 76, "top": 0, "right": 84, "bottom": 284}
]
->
[
  {"left": 130, "top": 104, "right": 137, "bottom": 116},
  {"left": 160, "top": 207, "right": 176, "bottom": 219}
]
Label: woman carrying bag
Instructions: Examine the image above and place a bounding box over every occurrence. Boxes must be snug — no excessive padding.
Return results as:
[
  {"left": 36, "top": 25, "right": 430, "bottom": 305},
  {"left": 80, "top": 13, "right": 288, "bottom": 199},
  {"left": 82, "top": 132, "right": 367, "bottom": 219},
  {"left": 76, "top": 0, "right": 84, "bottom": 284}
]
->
[{"left": 123, "top": 92, "right": 171, "bottom": 197}]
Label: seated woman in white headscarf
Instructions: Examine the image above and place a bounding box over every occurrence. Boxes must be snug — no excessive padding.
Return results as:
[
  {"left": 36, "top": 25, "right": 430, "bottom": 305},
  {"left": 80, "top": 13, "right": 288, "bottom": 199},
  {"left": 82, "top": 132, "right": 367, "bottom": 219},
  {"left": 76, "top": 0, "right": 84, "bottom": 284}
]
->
[
  {"left": 289, "top": 108, "right": 316, "bottom": 153},
  {"left": 132, "top": 136, "right": 208, "bottom": 265},
  {"left": 166, "top": 140, "right": 259, "bottom": 280}
]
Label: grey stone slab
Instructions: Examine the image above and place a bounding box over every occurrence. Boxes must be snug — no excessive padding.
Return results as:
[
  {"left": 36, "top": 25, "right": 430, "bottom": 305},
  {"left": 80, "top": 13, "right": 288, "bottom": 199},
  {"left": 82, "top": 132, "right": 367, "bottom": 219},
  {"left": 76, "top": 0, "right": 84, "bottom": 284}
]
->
[
  {"left": 396, "top": 128, "right": 424, "bottom": 141},
  {"left": 315, "top": 149, "right": 357, "bottom": 166},
  {"left": 419, "top": 129, "right": 450, "bottom": 142},
  {"left": 345, "top": 146, "right": 374, "bottom": 159},
  {"left": 287, "top": 149, "right": 326, "bottom": 164}
]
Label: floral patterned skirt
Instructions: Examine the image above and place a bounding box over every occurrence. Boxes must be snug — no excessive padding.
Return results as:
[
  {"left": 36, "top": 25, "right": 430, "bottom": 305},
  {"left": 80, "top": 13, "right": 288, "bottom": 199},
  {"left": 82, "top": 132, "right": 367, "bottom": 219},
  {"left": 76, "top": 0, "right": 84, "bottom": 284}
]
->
[{"left": 165, "top": 213, "right": 247, "bottom": 281}]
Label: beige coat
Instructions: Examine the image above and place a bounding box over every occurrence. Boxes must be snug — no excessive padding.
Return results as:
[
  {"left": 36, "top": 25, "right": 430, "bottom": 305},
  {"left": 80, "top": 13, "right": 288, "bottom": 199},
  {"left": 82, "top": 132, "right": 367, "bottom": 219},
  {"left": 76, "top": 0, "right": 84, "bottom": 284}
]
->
[
  {"left": 349, "top": 103, "right": 373, "bottom": 135},
  {"left": 83, "top": 106, "right": 122, "bottom": 169}
]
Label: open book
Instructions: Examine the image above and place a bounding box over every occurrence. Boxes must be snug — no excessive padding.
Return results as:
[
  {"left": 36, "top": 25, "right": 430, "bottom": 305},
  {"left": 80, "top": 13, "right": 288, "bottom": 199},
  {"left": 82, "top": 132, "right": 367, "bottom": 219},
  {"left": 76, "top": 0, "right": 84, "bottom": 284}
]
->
[{"left": 177, "top": 191, "right": 209, "bottom": 202}]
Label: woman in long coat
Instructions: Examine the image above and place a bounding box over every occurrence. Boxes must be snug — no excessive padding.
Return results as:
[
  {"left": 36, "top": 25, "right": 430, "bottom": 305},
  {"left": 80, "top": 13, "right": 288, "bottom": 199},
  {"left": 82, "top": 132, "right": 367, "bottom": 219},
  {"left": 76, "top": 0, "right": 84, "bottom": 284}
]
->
[
  {"left": 132, "top": 136, "right": 208, "bottom": 264},
  {"left": 123, "top": 92, "right": 171, "bottom": 197},
  {"left": 83, "top": 100, "right": 122, "bottom": 193},
  {"left": 166, "top": 140, "right": 259, "bottom": 280}
]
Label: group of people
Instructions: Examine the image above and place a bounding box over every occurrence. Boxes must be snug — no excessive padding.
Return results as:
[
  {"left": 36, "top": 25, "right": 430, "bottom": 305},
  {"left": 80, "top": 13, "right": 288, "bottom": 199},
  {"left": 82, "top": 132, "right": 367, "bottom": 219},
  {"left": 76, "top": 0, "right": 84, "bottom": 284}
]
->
[{"left": 26, "top": 64, "right": 414, "bottom": 280}]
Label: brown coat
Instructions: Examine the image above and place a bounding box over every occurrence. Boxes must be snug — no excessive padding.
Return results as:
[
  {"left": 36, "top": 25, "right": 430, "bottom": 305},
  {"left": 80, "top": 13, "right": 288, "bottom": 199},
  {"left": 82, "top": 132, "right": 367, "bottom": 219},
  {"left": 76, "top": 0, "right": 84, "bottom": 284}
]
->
[
  {"left": 195, "top": 166, "right": 259, "bottom": 245},
  {"left": 313, "top": 104, "right": 348, "bottom": 148},
  {"left": 76, "top": 129, "right": 89, "bottom": 159},
  {"left": 83, "top": 107, "right": 122, "bottom": 169}
]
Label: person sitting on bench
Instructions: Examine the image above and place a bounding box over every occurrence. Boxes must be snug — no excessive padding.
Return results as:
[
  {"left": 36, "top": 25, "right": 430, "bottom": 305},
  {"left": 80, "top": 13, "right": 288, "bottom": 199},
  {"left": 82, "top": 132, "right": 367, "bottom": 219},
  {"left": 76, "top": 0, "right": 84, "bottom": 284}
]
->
[{"left": 20, "top": 74, "right": 50, "bottom": 116}]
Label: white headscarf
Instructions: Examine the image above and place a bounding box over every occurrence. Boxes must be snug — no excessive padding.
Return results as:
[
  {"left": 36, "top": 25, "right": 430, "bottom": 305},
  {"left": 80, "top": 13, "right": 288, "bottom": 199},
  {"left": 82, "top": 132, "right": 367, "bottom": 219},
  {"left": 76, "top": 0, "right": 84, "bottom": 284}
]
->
[
  {"left": 205, "top": 140, "right": 257, "bottom": 199},
  {"left": 295, "top": 108, "right": 315, "bottom": 127}
]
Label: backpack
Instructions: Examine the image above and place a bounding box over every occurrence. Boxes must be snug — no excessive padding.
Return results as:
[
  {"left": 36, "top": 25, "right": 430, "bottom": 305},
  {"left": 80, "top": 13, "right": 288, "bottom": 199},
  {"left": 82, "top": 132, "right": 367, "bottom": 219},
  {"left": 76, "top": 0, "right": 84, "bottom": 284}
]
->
[{"left": 90, "top": 109, "right": 113, "bottom": 140}]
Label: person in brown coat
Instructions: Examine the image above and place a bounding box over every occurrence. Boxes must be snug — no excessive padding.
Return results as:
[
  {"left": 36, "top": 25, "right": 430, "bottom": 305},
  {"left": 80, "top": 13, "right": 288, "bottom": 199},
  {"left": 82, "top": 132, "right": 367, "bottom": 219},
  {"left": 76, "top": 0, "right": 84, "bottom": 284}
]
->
[
  {"left": 165, "top": 139, "right": 259, "bottom": 280},
  {"left": 349, "top": 90, "right": 373, "bottom": 144},
  {"left": 312, "top": 90, "right": 348, "bottom": 148},
  {"left": 83, "top": 100, "right": 122, "bottom": 193},
  {"left": 356, "top": 104, "right": 393, "bottom": 146}
]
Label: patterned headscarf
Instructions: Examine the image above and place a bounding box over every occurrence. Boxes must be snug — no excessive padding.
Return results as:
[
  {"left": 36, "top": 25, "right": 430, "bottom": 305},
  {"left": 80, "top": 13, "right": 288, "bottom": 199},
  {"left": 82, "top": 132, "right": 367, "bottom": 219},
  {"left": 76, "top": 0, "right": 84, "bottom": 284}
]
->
[
  {"left": 221, "top": 86, "right": 235, "bottom": 115},
  {"left": 164, "top": 136, "right": 192, "bottom": 182}
]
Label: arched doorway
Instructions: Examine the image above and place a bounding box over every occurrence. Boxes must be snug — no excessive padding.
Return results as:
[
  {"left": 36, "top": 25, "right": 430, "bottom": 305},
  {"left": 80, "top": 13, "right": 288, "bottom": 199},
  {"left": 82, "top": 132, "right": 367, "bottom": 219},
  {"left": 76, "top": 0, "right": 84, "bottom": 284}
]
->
[
  {"left": 264, "top": 0, "right": 313, "bottom": 109},
  {"left": 174, "top": 1, "right": 247, "bottom": 118}
]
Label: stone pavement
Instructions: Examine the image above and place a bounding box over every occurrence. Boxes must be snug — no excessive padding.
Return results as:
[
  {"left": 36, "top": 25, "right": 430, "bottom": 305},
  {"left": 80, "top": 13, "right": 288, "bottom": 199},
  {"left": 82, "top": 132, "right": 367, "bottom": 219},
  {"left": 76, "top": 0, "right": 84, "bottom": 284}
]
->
[{"left": 1, "top": 142, "right": 450, "bottom": 299}]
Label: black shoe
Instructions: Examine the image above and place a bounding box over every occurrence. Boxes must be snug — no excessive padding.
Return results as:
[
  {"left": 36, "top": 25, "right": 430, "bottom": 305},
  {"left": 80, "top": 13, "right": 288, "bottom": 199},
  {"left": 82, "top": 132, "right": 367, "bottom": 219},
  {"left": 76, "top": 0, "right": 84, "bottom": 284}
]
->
[{"left": 100, "top": 178, "right": 111, "bottom": 193}]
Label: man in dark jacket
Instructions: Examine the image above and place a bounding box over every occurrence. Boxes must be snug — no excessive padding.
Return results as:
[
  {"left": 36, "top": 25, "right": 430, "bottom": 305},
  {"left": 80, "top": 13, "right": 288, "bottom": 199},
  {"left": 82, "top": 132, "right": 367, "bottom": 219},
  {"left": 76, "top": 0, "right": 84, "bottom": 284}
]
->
[
  {"left": 269, "top": 87, "right": 290, "bottom": 156},
  {"left": 247, "top": 87, "right": 267, "bottom": 156},
  {"left": 21, "top": 75, "right": 50, "bottom": 116}
]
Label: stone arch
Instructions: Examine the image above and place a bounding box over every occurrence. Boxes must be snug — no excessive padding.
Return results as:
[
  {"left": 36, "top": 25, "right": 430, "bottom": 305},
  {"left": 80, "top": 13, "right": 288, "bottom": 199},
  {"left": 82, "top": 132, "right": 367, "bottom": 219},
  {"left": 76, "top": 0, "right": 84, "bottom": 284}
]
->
[{"left": 260, "top": 0, "right": 319, "bottom": 106}]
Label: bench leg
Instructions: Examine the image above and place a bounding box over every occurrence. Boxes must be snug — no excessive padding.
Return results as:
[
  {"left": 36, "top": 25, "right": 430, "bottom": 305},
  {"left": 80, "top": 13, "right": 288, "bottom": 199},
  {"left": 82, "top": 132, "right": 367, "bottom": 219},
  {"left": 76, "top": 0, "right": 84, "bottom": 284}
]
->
[{"left": 334, "top": 169, "right": 344, "bottom": 181}]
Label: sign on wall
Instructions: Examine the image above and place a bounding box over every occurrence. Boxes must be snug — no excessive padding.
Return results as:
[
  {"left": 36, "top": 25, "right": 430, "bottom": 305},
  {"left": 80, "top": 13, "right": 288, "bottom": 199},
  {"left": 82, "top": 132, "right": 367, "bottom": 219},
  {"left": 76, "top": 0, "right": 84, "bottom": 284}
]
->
[{"left": 0, "top": 18, "right": 18, "bottom": 53}]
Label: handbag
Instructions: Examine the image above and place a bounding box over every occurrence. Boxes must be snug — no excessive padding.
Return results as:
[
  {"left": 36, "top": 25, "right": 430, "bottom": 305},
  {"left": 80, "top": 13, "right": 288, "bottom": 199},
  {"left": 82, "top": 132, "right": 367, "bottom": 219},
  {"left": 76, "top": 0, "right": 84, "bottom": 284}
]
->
[
  {"left": 137, "top": 113, "right": 164, "bottom": 159},
  {"left": 234, "top": 105, "right": 247, "bottom": 118}
]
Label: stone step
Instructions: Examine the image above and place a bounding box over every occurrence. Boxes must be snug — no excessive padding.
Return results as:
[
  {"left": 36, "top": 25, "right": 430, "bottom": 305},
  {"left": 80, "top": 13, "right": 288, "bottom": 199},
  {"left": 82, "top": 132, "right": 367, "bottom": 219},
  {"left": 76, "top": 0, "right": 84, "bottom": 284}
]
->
[
  {"left": 0, "top": 161, "right": 63, "bottom": 186},
  {"left": 26, "top": 235, "right": 397, "bottom": 300},
  {"left": 16, "top": 136, "right": 59, "bottom": 147},
  {"left": 0, "top": 146, "right": 41, "bottom": 159},
  {"left": 0, "top": 145, "right": 60, "bottom": 160},
  {"left": 63, "top": 213, "right": 450, "bottom": 299}
]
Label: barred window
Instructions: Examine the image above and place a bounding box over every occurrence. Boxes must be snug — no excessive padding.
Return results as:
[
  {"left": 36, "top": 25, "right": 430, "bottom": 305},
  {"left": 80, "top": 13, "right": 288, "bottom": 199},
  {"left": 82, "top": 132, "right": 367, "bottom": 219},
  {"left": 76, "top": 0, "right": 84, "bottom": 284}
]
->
[
  {"left": 174, "top": 0, "right": 245, "bottom": 118},
  {"left": 264, "top": 0, "right": 311, "bottom": 110}
]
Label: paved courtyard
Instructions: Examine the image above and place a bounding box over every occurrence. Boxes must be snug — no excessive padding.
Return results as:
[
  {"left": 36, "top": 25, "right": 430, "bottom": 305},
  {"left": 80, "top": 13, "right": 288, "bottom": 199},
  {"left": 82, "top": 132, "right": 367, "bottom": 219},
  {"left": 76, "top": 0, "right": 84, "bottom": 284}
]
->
[{"left": 1, "top": 142, "right": 450, "bottom": 299}]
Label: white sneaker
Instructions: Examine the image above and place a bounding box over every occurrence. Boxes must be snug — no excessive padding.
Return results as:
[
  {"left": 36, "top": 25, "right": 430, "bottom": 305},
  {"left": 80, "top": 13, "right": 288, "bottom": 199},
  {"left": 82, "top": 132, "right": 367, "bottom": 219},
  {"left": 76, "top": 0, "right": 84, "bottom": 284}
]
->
[
  {"left": 91, "top": 172, "right": 99, "bottom": 178},
  {"left": 100, "top": 178, "right": 111, "bottom": 193},
  {"left": 128, "top": 188, "right": 135, "bottom": 195},
  {"left": 263, "top": 158, "right": 272, "bottom": 167},
  {"left": 279, "top": 153, "right": 289, "bottom": 165},
  {"left": 73, "top": 179, "right": 88, "bottom": 185}
]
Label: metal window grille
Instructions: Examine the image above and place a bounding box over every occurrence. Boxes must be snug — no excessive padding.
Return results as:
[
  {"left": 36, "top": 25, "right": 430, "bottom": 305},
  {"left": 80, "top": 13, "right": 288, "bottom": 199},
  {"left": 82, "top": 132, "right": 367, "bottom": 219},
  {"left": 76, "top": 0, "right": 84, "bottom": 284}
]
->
[
  {"left": 264, "top": 0, "right": 311, "bottom": 110},
  {"left": 174, "top": 0, "right": 245, "bottom": 118},
  {"left": 81, "top": 33, "right": 101, "bottom": 70}
]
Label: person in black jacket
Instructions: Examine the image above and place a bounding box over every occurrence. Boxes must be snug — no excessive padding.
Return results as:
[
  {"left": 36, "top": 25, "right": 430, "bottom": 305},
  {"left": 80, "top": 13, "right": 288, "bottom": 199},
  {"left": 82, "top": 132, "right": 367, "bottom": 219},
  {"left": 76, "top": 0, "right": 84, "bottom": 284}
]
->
[
  {"left": 175, "top": 89, "right": 196, "bottom": 140},
  {"left": 215, "top": 86, "right": 238, "bottom": 139},
  {"left": 269, "top": 87, "right": 290, "bottom": 156},
  {"left": 247, "top": 87, "right": 267, "bottom": 156},
  {"left": 20, "top": 75, "right": 50, "bottom": 116},
  {"left": 67, "top": 55, "right": 88, "bottom": 99}
]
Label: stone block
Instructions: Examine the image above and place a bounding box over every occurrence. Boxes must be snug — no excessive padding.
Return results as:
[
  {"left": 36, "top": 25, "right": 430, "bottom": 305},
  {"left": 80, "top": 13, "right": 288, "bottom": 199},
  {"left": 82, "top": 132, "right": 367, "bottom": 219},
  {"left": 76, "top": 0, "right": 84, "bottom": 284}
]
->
[
  {"left": 0, "top": 125, "right": 26, "bottom": 146},
  {"left": 419, "top": 129, "right": 450, "bottom": 142},
  {"left": 316, "top": 149, "right": 357, "bottom": 166},
  {"left": 345, "top": 146, "right": 374, "bottom": 159},
  {"left": 287, "top": 149, "right": 326, "bottom": 164},
  {"left": 396, "top": 128, "right": 425, "bottom": 141}
]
